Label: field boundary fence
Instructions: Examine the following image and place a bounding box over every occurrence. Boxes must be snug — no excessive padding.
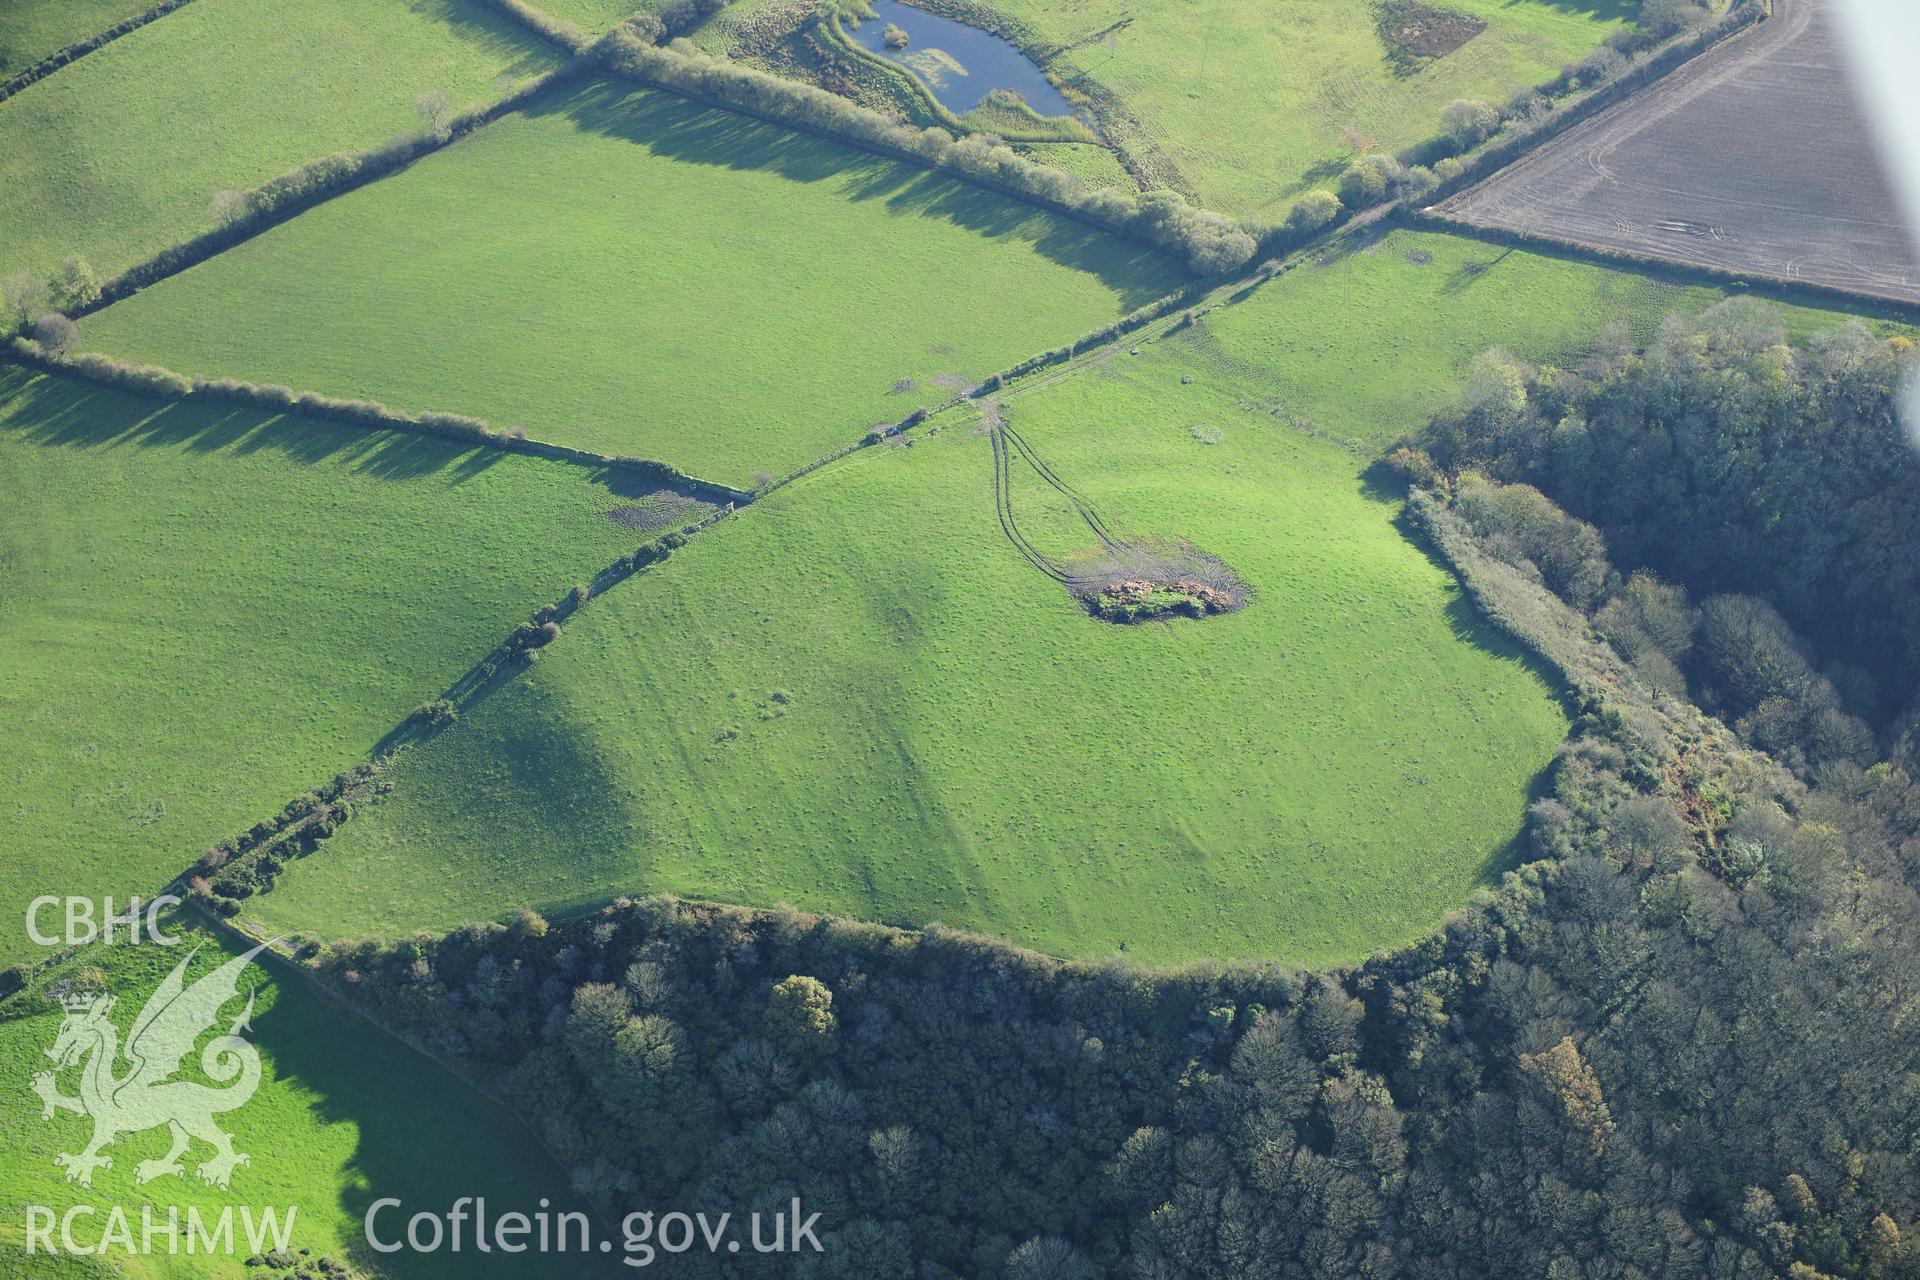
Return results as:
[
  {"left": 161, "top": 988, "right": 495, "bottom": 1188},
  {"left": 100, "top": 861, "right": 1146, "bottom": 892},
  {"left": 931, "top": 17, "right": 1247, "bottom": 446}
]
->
[{"left": 5, "top": 337, "right": 754, "bottom": 501}]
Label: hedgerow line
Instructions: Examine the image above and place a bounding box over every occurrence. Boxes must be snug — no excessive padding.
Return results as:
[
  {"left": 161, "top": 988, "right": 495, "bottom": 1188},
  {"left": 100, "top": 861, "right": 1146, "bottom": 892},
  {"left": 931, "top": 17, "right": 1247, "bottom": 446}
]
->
[{"left": 0, "top": 0, "right": 199, "bottom": 108}]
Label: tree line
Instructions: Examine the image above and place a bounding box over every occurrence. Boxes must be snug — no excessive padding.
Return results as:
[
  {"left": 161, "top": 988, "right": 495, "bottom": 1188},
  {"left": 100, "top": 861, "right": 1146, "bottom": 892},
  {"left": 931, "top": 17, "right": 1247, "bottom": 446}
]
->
[{"left": 1402, "top": 300, "right": 1919, "bottom": 755}]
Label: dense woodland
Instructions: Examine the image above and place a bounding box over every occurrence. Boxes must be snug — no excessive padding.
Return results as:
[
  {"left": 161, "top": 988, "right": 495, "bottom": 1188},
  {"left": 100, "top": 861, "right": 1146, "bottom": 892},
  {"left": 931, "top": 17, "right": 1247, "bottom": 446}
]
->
[{"left": 310, "top": 306, "right": 1920, "bottom": 1278}]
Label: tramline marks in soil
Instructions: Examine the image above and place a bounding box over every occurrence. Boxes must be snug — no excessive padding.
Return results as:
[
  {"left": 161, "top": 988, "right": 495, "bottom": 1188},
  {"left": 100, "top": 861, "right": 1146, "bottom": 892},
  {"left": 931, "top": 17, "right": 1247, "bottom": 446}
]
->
[
  {"left": 1440, "top": 0, "right": 1920, "bottom": 304},
  {"left": 987, "top": 404, "right": 1244, "bottom": 620}
]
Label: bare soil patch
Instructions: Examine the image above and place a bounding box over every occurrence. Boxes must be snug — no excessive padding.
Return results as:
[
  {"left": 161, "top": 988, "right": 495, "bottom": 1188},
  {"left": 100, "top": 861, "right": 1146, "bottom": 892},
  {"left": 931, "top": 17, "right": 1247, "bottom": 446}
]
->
[
  {"left": 605, "top": 488, "right": 712, "bottom": 531},
  {"left": 1068, "top": 544, "right": 1250, "bottom": 622},
  {"left": 1374, "top": 0, "right": 1487, "bottom": 76},
  {"left": 1440, "top": 0, "right": 1920, "bottom": 305}
]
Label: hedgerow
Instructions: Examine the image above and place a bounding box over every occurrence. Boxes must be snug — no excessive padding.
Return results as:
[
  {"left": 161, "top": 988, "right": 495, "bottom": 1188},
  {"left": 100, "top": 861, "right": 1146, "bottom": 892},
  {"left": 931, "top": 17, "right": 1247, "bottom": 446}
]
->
[
  {"left": 85, "top": 63, "right": 592, "bottom": 314},
  {"left": 0, "top": 0, "right": 199, "bottom": 106},
  {"left": 7, "top": 336, "right": 751, "bottom": 498},
  {"left": 595, "top": 32, "right": 1254, "bottom": 275},
  {"left": 472, "top": 0, "right": 591, "bottom": 53}
]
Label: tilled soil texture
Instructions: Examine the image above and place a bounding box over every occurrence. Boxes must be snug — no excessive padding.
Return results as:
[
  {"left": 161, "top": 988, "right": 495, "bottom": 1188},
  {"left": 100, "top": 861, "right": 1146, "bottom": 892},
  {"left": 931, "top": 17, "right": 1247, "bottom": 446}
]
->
[{"left": 1441, "top": 0, "right": 1920, "bottom": 305}]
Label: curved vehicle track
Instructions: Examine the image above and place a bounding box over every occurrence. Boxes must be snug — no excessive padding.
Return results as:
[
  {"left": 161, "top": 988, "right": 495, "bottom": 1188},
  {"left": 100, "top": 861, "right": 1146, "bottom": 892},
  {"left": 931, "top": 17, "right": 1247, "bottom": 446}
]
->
[
  {"left": 1441, "top": 0, "right": 1920, "bottom": 304},
  {"left": 988, "top": 409, "right": 1180, "bottom": 589}
]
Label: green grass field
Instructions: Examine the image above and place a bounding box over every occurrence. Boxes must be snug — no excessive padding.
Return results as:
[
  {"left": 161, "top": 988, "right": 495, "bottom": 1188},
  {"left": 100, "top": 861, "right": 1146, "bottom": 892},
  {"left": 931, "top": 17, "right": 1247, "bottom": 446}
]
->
[
  {"left": 534, "top": 0, "right": 657, "bottom": 35},
  {"left": 1187, "top": 226, "right": 1913, "bottom": 450},
  {"left": 0, "top": 0, "right": 155, "bottom": 77},
  {"left": 77, "top": 78, "right": 1187, "bottom": 488},
  {"left": 0, "top": 0, "right": 556, "bottom": 284},
  {"left": 249, "top": 381, "right": 1570, "bottom": 967},
  {"left": 0, "top": 920, "right": 610, "bottom": 1278},
  {"left": 0, "top": 364, "right": 651, "bottom": 968},
  {"left": 992, "top": 0, "right": 1638, "bottom": 220},
  {"left": 246, "top": 227, "right": 1905, "bottom": 965}
]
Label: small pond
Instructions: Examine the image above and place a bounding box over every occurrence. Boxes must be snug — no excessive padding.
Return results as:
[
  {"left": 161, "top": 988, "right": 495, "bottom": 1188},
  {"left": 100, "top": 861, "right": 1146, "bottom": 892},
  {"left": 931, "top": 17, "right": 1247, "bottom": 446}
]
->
[{"left": 847, "top": 0, "right": 1075, "bottom": 118}]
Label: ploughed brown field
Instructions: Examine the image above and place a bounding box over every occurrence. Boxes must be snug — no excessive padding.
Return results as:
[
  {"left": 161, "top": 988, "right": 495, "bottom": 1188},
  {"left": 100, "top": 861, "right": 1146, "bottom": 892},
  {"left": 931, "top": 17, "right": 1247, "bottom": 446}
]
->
[{"left": 1440, "top": 0, "right": 1920, "bottom": 305}]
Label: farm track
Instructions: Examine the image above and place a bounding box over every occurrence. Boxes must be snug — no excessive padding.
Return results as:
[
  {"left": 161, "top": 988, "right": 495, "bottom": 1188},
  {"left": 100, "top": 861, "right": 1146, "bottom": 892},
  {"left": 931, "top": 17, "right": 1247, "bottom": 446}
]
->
[
  {"left": 1440, "top": 0, "right": 1920, "bottom": 304},
  {"left": 989, "top": 409, "right": 1181, "bottom": 588}
]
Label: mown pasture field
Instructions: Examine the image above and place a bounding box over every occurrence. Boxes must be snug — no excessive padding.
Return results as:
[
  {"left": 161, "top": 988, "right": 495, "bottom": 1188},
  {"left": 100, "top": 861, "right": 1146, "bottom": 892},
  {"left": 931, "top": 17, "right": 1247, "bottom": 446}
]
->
[
  {"left": 0, "top": 364, "right": 648, "bottom": 968},
  {"left": 972, "top": 0, "right": 1638, "bottom": 221},
  {"left": 78, "top": 78, "right": 1188, "bottom": 488},
  {"left": 1441, "top": 0, "right": 1920, "bottom": 304},
  {"left": 248, "top": 380, "right": 1570, "bottom": 967},
  {"left": 1181, "top": 226, "right": 1909, "bottom": 451},
  {"left": 0, "top": 0, "right": 557, "bottom": 284},
  {"left": 0, "top": 0, "right": 155, "bottom": 77},
  {"left": 0, "top": 920, "right": 608, "bottom": 1278},
  {"left": 245, "top": 226, "right": 1906, "bottom": 966}
]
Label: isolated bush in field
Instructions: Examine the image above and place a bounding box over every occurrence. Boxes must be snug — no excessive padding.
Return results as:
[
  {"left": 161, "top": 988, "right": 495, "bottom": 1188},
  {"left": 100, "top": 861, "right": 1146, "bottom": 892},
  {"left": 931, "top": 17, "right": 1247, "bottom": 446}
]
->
[
  {"left": 31, "top": 312, "right": 77, "bottom": 352},
  {"left": 48, "top": 254, "right": 101, "bottom": 311},
  {"left": 1440, "top": 98, "right": 1500, "bottom": 147},
  {"left": 414, "top": 90, "right": 454, "bottom": 139},
  {"left": 2, "top": 270, "right": 49, "bottom": 335},
  {"left": 1284, "top": 189, "right": 1341, "bottom": 234},
  {"left": 209, "top": 189, "right": 250, "bottom": 226}
]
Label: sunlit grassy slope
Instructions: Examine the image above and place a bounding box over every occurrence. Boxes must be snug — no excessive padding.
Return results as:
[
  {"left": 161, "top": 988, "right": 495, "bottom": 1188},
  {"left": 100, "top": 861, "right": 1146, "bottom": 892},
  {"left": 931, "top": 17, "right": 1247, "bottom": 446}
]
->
[
  {"left": 0, "top": 920, "right": 612, "bottom": 1278},
  {"left": 0, "top": 364, "right": 645, "bottom": 967}
]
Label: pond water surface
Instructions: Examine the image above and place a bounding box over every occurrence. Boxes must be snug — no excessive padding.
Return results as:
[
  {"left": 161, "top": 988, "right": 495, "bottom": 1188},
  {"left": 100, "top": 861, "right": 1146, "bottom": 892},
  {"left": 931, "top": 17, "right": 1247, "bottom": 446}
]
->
[{"left": 848, "top": 0, "right": 1074, "bottom": 118}]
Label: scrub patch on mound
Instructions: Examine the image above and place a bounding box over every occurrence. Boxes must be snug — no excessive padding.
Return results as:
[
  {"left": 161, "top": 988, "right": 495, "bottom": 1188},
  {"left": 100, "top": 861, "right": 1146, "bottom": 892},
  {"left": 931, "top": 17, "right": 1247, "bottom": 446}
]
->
[
  {"left": 1064, "top": 542, "right": 1248, "bottom": 622},
  {"left": 604, "top": 488, "right": 716, "bottom": 531}
]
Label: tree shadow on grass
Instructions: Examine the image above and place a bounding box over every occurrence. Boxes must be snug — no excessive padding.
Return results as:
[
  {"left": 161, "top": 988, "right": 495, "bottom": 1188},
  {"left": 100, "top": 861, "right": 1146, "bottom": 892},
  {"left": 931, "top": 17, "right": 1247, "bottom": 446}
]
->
[
  {"left": 1356, "top": 464, "right": 1572, "bottom": 888},
  {"left": 1438, "top": 247, "right": 1514, "bottom": 296},
  {"left": 234, "top": 945, "right": 628, "bottom": 1279},
  {"left": 0, "top": 363, "right": 506, "bottom": 485},
  {"left": 1501, "top": 0, "right": 1638, "bottom": 25},
  {"left": 532, "top": 78, "right": 1186, "bottom": 307},
  {"left": 414, "top": 0, "right": 561, "bottom": 85}
]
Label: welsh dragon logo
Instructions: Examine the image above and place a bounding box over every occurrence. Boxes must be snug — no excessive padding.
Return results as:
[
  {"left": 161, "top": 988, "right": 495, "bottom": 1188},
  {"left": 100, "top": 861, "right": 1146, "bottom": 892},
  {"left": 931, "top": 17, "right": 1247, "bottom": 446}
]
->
[{"left": 31, "top": 942, "right": 269, "bottom": 1189}]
